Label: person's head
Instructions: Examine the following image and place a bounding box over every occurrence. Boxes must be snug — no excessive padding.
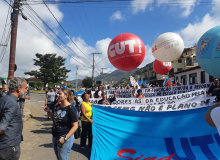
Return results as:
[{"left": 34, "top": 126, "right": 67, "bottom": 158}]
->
[
  {"left": 98, "top": 85, "right": 102, "bottom": 91},
  {"left": 85, "top": 89, "right": 88, "bottom": 93},
  {"left": 81, "top": 93, "right": 90, "bottom": 102},
  {"left": 137, "top": 89, "right": 142, "bottom": 96},
  {"left": 70, "top": 90, "right": 75, "bottom": 95},
  {"left": 115, "top": 86, "right": 118, "bottom": 90},
  {"left": 107, "top": 86, "right": 110, "bottom": 90},
  {"left": 57, "top": 88, "right": 74, "bottom": 103},
  {"left": 179, "top": 83, "right": 182, "bottom": 86},
  {"left": 2, "top": 84, "right": 7, "bottom": 92},
  {"left": 9, "top": 77, "right": 27, "bottom": 98},
  {"left": 214, "top": 79, "right": 219, "bottom": 85},
  {"left": 50, "top": 87, "right": 54, "bottom": 92},
  {"left": 101, "top": 92, "right": 107, "bottom": 100}
]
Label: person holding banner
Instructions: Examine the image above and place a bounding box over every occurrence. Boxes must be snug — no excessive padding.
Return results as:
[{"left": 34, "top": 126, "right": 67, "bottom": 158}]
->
[
  {"left": 132, "top": 89, "right": 145, "bottom": 98},
  {"left": 98, "top": 92, "right": 117, "bottom": 105},
  {"left": 80, "top": 93, "right": 93, "bottom": 150}
]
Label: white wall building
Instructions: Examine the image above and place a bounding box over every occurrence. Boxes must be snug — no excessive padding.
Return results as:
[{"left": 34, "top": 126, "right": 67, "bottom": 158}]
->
[{"left": 174, "top": 66, "right": 215, "bottom": 85}]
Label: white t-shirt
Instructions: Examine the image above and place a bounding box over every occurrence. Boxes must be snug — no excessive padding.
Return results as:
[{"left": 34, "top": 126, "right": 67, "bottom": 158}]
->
[
  {"left": 98, "top": 90, "right": 102, "bottom": 98},
  {"left": 211, "top": 107, "right": 220, "bottom": 135}
]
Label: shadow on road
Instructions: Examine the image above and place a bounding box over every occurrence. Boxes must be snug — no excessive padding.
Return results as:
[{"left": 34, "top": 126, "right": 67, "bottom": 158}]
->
[
  {"left": 31, "top": 129, "right": 51, "bottom": 134},
  {"left": 38, "top": 141, "right": 91, "bottom": 159},
  {"left": 72, "top": 143, "right": 91, "bottom": 159},
  {"left": 39, "top": 143, "right": 53, "bottom": 148},
  {"left": 31, "top": 116, "right": 49, "bottom": 122}
]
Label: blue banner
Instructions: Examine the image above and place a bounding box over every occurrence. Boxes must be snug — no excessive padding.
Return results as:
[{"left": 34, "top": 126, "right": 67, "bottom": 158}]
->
[{"left": 91, "top": 105, "right": 220, "bottom": 160}]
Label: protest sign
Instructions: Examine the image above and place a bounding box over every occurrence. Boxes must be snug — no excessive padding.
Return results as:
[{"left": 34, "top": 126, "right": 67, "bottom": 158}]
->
[
  {"left": 90, "top": 89, "right": 209, "bottom": 106},
  {"left": 91, "top": 105, "right": 220, "bottom": 160},
  {"left": 107, "top": 83, "right": 213, "bottom": 98}
]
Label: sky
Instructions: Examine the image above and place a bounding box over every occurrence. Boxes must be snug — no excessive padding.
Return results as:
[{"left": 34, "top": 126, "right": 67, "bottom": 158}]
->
[{"left": 0, "top": 0, "right": 220, "bottom": 81}]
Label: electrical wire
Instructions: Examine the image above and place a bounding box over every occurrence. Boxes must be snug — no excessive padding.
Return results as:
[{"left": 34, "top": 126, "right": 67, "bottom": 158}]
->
[
  {"left": 41, "top": 0, "right": 94, "bottom": 64},
  {"left": 1, "top": 0, "right": 12, "bottom": 45},
  {"left": 27, "top": 17, "right": 88, "bottom": 67},
  {"left": 23, "top": 3, "right": 93, "bottom": 67},
  {"left": 0, "top": 25, "right": 11, "bottom": 63}
]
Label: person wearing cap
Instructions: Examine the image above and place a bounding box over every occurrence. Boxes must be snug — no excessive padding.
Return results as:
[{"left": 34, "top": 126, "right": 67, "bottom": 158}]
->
[
  {"left": 98, "top": 92, "right": 117, "bottom": 105},
  {"left": 132, "top": 89, "right": 145, "bottom": 98}
]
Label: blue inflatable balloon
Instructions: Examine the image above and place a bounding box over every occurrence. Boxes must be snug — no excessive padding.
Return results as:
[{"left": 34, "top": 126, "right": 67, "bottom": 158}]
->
[{"left": 196, "top": 25, "right": 220, "bottom": 78}]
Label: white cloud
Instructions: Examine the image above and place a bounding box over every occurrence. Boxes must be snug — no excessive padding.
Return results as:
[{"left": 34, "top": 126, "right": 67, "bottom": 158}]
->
[
  {"left": 131, "top": 0, "right": 154, "bottom": 14},
  {"left": 177, "top": 0, "right": 220, "bottom": 47},
  {"left": 131, "top": 0, "right": 197, "bottom": 17},
  {"left": 0, "top": 1, "right": 64, "bottom": 78},
  {"left": 110, "top": 11, "right": 125, "bottom": 21},
  {"left": 66, "top": 37, "right": 113, "bottom": 79},
  {"left": 179, "top": 14, "right": 220, "bottom": 47},
  {"left": 138, "top": 45, "right": 155, "bottom": 68}
]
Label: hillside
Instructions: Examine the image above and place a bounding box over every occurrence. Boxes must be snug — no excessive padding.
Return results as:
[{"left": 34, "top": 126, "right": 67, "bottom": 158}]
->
[
  {"left": 71, "top": 61, "right": 154, "bottom": 85},
  {"left": 94, "top": 68, "right": 139, "bottom": 82}
]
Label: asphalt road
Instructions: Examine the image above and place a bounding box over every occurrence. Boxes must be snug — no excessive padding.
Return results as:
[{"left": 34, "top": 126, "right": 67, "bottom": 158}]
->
[{"left": 20, "top": 93, "right": 91, "bottom": 160}]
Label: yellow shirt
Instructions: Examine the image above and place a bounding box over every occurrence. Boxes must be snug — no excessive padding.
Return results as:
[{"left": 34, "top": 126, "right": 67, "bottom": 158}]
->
[{"left": 81, "top": 102, "right": 92, "bottom": 122}]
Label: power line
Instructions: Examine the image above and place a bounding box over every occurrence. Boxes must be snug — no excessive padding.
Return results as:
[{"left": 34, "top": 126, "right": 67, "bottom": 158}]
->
[
  {"left": 41, "top": 0, "right": 93, "bottom": 63},
  {"left": 1, "top": 0, "right": 12, "bottom": 44},
  {"left": 27, "top": 17, "right": 87, "bottom": 67},
  {"left": 23, "top": 3, "right": 93, "bottom": 67},
  {"left": 0, "top": 25, "right": 11, "bottom": 63}
]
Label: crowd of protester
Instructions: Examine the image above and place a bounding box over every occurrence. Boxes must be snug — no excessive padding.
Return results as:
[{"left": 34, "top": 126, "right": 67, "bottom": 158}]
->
[{"left": 1, "top": 77, "right": 220, "bottom": 160}]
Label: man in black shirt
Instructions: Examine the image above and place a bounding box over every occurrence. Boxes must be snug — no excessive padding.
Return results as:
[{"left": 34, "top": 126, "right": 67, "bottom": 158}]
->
[
  {"left": 0, "top": 77, "right": 27, "bottom": 160},
  {"left": 207, "top": 78, "right": 220, "bottom": 102},
  {"left": 207, "top": 79, "right": 219, "bottom": 96}
]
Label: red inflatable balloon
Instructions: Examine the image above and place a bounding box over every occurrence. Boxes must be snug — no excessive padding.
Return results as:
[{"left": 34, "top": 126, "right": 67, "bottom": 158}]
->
[
  {"left": 153, "top": 59, "right": 172, "bottom": 75},
  {"left": 108, "top": 33, "right": 145, "bottom": 71}
]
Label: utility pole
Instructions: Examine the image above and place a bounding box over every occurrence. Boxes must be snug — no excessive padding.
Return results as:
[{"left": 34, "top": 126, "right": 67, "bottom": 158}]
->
[
  {"left": 8, "top": 0, "right": 20, "bottom": 80},
  {"left": 91, "top": 53, "right": 102, "bottom": 86},
  {"left": 101, "top": 68, "right": 107, "bottom": 86},
  {"left": 76, "top": 65, "right": 78, "bottom": 90},
  {"left": 7, "top": 0, "right": 27, "bottom": 80}
]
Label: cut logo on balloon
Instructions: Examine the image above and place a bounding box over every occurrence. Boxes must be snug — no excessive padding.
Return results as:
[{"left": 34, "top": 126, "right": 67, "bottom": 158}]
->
[
  {"left": 163, "top": 62, "right": 172, "bottom": 67},
  {"left": 109, "top": 39, "right": 141, "bottom": 58},
  {"left": 108, "top": 33, "right": 145, "bottom": 71},
  {"left": 196, "top": 38, "right": 214, "bottom": 59}
]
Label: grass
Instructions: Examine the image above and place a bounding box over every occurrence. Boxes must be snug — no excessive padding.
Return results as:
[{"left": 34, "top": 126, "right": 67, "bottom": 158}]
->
[{"left": 30, "top": 90, "right": 46, "bottom": 94}]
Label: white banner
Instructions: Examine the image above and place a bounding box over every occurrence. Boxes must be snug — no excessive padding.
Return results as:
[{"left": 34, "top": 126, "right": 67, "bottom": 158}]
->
[
  {"left": 98, "top": 97, "right": 215, "bottom": 112},
  {"left": 107, "top": 83, "right": 213, "bottom": 98},
  {"left": 90, "top": 89, "right": 211, "bottom": 106}
]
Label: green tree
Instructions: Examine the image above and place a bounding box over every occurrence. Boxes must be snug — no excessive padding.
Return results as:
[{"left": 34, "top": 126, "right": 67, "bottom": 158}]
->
[
  {"left": 24, "top": 53, "right": 71, "bottom": 87},
  {"left": 82, "top": 77, "right": 92, "bottom": 88},
  {"left": 67, "top": 84, "right": 73, "bottom": 89}
]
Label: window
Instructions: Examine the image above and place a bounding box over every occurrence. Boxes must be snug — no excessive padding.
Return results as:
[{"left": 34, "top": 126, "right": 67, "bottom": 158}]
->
[
  {"left": 181, "top": 75, "right": 187, "bottom": 85},
  {"left": 177, "top": 68, "right": 182, "bottom": 72},
  {"left": 187, "top": 50, "right": 192, "bottom": 55},
  {"left": 178, "top": 59, "right": 182, "bottom": 63},
  {"left": 193, "top": 56, "right": 197, "bottom": 63},
  {"left": 186, "top": 57, "right": 193, "bottom": 66},
  {"left": 189, "top": 73, "right": 197, "bottom": 84},
  {"left": 201, "top": 71, "right": 205, "bottom": 83}
]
